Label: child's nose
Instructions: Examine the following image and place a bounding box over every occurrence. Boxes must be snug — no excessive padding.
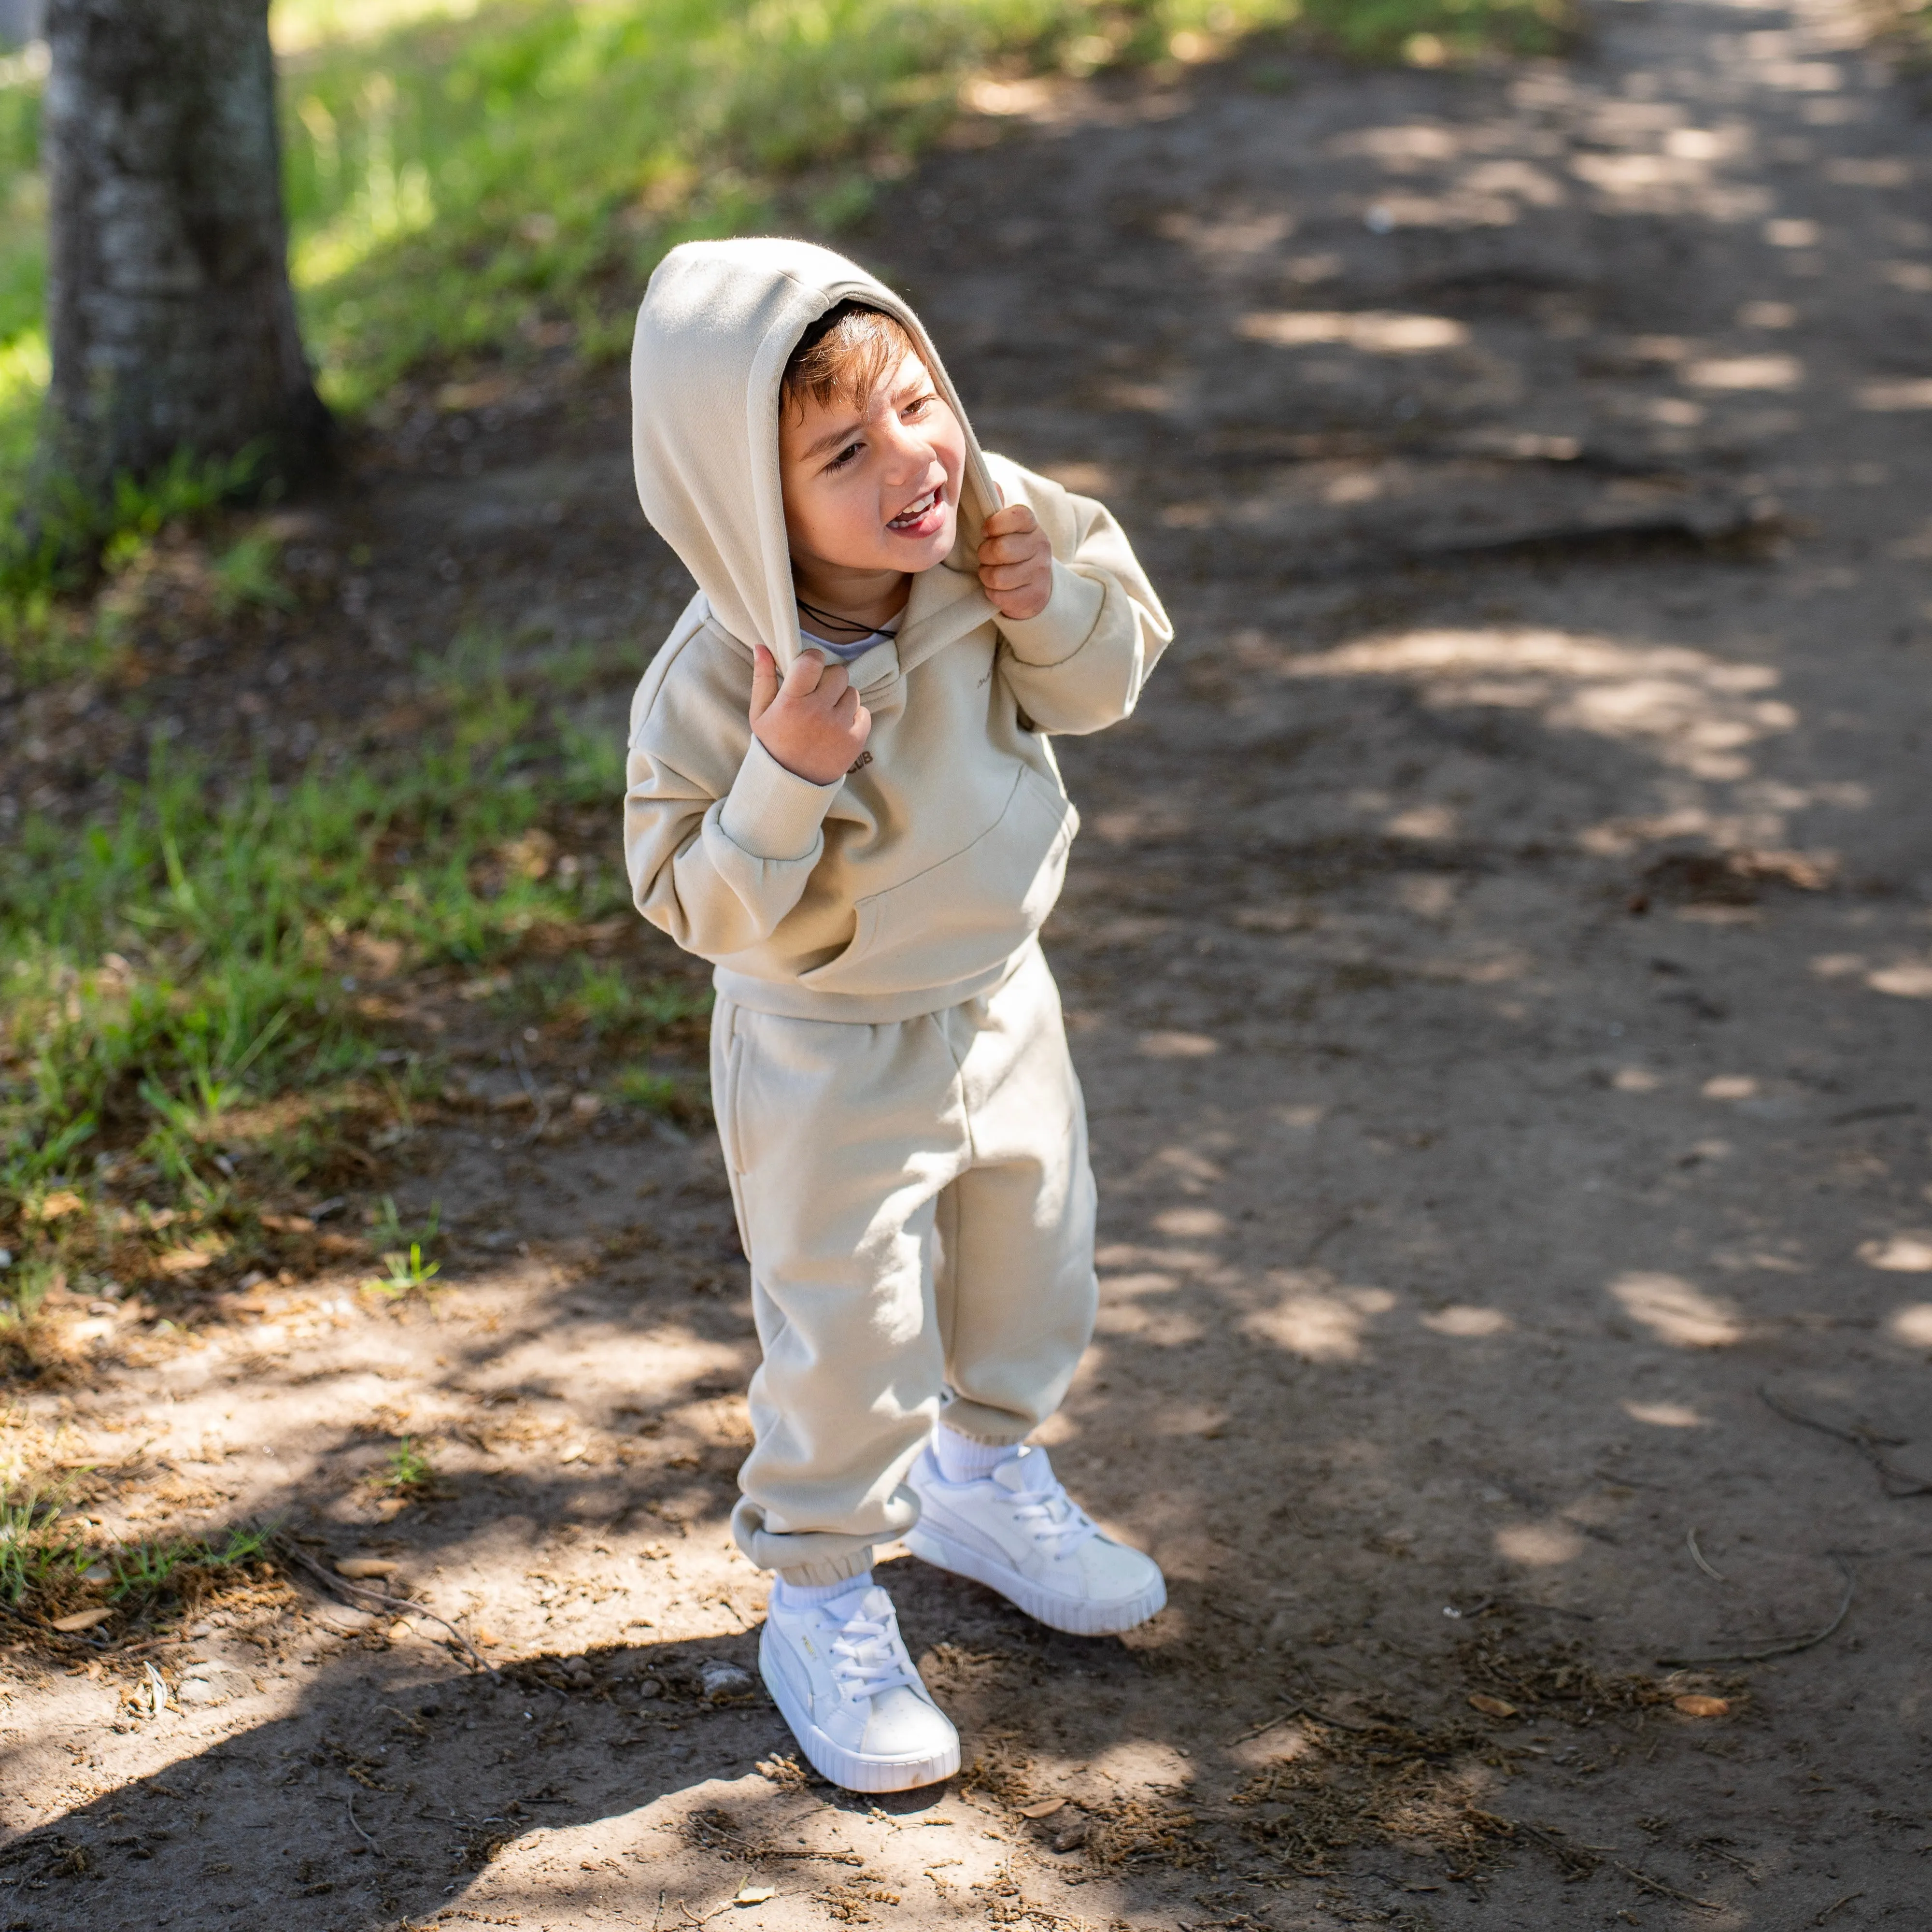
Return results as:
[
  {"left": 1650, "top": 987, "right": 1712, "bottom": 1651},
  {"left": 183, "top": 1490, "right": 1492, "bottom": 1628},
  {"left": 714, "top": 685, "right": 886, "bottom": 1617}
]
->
[{"left": 877, "top": 414, "right": 936, "bottom": 479}]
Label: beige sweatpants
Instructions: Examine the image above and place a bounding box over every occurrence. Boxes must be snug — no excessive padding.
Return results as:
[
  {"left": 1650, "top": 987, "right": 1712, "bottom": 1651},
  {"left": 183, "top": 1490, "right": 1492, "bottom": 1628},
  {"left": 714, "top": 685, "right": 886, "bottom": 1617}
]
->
[{"left": 712, "top": 942, "right": 1098, "bottom": 1586}]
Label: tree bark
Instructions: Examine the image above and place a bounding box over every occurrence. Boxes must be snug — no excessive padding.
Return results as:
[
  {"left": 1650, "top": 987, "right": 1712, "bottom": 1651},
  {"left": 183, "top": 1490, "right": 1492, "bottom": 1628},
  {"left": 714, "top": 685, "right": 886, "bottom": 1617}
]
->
[{"left": 41, "top": 0, "right": 330, "bottom": 501}]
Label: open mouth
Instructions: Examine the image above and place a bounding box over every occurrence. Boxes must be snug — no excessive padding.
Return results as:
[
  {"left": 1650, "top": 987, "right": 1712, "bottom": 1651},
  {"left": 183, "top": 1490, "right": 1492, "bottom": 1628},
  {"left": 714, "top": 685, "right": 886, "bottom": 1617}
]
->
[{"left": 886, "top": 485, "right": 944, "bottom": 532}]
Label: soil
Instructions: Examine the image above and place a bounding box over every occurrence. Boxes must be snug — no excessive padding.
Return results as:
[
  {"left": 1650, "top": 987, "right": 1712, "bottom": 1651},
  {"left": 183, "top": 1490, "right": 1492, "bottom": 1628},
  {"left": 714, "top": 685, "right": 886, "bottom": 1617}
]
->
[{"left": 5, "top": 0, "right": 1932, "bottom": 1926}]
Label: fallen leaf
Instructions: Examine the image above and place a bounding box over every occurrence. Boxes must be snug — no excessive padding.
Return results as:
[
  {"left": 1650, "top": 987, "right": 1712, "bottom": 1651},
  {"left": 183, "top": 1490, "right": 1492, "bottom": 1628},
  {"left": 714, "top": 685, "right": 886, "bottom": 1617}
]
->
[
  {"left": 734, "top": 1887, "right": 776, "bottom": 1905},
  {"left": 1019, "top": 1797, "right": 1067, "bottom": 1819},
  {"left": 558, "top": 1442, "right": 588, "bottom": 1464},
  {"left": 1467, "top": 1694, "right": 1518, "bottom": 1718},
  {"left": 1673, "top": 1694, "right": 1729, "bottom": 1718},
  {"left": 29, "top": 1190, "right": 85, "bottom": 1222},
  {"left": 374, "top": 1496, "right": 411, "bottom": 1520},
  {"left": 387, "top": 1619, "right": 416, "bottom": 1641},
  {"left": 473, "top": 1624, "right": 497, "bottom": 1648},
  {"left": 156, "top": 1245, "right": 216, "bottom": 1275},
  {"left": 51, "top": 1606, "right": 114, "bottom": 1633},
  {"left": 334, "top": 1557, "right": 400, "bottom": 1579}
]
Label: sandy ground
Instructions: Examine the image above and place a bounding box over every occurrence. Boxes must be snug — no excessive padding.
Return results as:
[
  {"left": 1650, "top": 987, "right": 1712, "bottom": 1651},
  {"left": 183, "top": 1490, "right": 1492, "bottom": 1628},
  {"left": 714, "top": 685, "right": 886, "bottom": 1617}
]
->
[{"left": 6, "top": 0, "right": 1932, "bottom": 1926}]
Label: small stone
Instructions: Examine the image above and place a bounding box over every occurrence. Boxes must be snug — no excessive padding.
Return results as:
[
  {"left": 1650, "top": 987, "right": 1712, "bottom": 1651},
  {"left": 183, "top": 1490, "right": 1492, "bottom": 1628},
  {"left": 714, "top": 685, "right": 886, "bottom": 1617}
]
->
[
  {"left": 335, "top": 1557, "right": 399, "bottom": 1579},
  {"left": 698, "top": 1659, "right": 753, "bottom": 1701}
]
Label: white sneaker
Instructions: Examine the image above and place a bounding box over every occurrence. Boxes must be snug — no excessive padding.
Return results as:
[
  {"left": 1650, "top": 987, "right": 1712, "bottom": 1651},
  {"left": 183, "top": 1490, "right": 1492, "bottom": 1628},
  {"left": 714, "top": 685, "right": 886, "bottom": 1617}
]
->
[
  {"left": 905, "top": 1444, "right": 1166, "bottom": 1636},
  {"left": 758, "top": 1583, "right": 960, "bottom": 1793}
]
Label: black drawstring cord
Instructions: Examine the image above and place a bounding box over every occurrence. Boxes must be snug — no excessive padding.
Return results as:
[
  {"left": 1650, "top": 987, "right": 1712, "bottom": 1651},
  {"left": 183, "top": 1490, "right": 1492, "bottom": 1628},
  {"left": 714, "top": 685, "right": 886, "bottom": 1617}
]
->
[{"left": 796, "top": 596, "right": 898, "bottom": 643}]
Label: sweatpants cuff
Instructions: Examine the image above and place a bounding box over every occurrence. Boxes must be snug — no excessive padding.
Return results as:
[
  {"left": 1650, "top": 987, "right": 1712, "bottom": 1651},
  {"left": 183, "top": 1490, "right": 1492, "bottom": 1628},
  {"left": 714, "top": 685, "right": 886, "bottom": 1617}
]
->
[
  {"left": 938, "top": 1398, "right": 1038, "bottom": 1448},
  {"left": 775, "top": 1549, "right": 876, "bottom": 1589},
  {"left": 733, "top": 1493, "right": 890, "bottom": 1582}
]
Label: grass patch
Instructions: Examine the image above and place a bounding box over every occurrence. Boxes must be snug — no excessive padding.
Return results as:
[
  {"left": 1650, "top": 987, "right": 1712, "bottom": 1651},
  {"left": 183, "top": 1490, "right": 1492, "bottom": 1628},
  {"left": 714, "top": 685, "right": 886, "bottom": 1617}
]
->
[
  {"left": 378, "top": 1434, "right": 436, "bottom": 1492},
  {"left": 0, "top": 1483, "right": 85, "bottom": 1608},
  {"left": 0, "top": 1492, "right": 284, "bottom": 1642},
  {"left": 273, "top": 0, "right": 1311, "bottom": 412},
  {"left": 0, "top": 616, "right": 709, "bottom": 1349},
  {"left": 106, "top": 1523, "right": 275, "bottom": 1605},
  {"left": 611, "top": 1065, "right": 709, "bottom": 1128},
  {"left": 1297, "top": 0, "right": 1571, "bottom": 64}
]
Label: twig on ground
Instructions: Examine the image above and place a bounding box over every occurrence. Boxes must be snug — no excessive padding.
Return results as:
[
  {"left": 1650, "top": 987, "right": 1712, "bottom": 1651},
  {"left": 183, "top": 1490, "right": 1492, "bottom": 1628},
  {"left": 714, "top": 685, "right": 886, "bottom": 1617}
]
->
[
  {"left": 274, "top": 1536, "right": 497, "bottom": 1676},
  {"left": 1759, "top": 1385, "right": 1932, "bottom": 1498},
  {"left": 1828, "top": 1101, "right": 1915, "bottom": 1126},
  {"left": 1300, "top": 1212, "right": 1355, "bottom": 1265},
  {"left": 1657, "top": 1555, "right": 1854, "bottom": 1666},
  {"left": 347, "top": 1791, "right": 384, "bottom": 1857},
  {"left": 1517, "top": 1822, "right": 1721, "bottom": 1912},
  {"left": 1454, "top": 1595, "right": 1593, "bottom": 1621},
  {"left": 1592, "top": 1468, "right": 1673, "bottom": 1491},
  {"left": 511, "top": 1037, "right": 551, "bottom": 1142},
  {"left": 1694, "top": 1838, "right": 1759, "bottom": 1881},
  {"left": 1228, "top": 1697, "right": 1378, "bottom": 1745},
  {"left": 1502, "top": 1597, "right": 1595, "bottom": 1621},
  {"left": 1686, "top": 1528, "right": 1727, "bottom": 1583},
  {"left": 1815, "top": 1892, "right": 1864, "bottom": 1923}
]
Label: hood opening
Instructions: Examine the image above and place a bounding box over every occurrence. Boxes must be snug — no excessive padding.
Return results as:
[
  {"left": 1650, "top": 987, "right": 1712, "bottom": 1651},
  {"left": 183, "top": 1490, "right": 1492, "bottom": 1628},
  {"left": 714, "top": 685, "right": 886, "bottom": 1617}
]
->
[{"left": 630, "top": 237, "right": 1000, "bottom": 674}]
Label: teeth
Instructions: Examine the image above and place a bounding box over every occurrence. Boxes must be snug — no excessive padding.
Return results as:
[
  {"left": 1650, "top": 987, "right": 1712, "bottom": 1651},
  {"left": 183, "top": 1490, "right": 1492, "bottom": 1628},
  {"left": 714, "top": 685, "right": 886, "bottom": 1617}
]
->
[{"left": 890, "top": 488, "right": 938, "bottom": 527}]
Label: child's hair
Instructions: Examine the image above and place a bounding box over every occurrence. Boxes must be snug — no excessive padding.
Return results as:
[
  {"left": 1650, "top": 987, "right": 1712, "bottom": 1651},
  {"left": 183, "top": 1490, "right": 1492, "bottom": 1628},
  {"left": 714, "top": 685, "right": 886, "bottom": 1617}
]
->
[{"left": 781, "top": 299, "right": 920, "bottom": 418}]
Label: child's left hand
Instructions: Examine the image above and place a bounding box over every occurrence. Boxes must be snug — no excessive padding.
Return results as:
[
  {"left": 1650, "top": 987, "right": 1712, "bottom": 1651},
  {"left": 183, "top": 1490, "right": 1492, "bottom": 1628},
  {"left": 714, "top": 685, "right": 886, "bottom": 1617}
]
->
[{"left": 977, "top": 503, "right": 1052, "bottom": 622}]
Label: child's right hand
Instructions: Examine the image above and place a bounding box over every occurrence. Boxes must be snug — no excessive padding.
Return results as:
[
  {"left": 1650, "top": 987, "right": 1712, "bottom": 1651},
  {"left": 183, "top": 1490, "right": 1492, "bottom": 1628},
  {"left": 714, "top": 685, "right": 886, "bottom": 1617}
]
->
[{"left": 750, "top": 644, "right": 871, "bottom": 785}]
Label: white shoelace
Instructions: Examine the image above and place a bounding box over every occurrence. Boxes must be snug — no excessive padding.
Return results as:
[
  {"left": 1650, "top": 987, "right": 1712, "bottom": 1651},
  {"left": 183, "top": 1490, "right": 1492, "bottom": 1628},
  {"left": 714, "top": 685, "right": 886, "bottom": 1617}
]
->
[
  {"left": 828, "top": 1611, "right": 919, "bottom": 1703},
  {"left": 1009, "top": 1482, "right": 1100, "bottom": 1559}
]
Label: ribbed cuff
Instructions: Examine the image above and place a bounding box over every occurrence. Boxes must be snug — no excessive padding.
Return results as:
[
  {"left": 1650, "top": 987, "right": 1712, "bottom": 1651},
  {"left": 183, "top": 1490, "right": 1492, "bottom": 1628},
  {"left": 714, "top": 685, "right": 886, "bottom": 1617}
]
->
[
  {"left": 719, "top": 736, "right": 841, "bottom": 862},
  {"left": 997, "top": 561, "right": 1106, "bottom": 667},
  {"left": 772, "top": 1547, "right": 877, "bottom": 1588}
]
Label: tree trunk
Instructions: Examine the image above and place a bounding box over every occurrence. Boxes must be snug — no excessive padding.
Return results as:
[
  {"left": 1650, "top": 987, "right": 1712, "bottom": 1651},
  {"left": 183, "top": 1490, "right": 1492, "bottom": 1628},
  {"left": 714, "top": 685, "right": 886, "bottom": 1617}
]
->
[{"left": 41, "top": 0, "right": 330, "bottom": 502}]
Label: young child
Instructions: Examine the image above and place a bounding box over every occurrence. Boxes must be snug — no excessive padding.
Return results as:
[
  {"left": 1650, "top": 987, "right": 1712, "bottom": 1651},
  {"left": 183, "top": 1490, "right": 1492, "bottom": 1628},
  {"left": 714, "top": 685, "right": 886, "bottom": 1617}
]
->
[{"left": 625, "top": 237, "right": 1172, "bottom": 1792}]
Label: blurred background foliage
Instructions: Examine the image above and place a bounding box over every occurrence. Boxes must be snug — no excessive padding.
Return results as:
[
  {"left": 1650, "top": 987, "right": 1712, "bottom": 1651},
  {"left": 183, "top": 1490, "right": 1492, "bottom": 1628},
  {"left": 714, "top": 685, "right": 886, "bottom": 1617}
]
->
[{"left": 0, "top": 0, "right": 1574, "bottom": 500}]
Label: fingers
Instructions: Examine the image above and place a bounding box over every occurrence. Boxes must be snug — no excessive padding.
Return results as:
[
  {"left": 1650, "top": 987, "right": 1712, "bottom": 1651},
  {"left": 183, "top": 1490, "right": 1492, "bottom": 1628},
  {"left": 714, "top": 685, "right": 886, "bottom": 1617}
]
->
[
  {"left": 978, "top": 557, "right": 1047, "bottom": 592},
  {"left": 750, "top": 643, "right": 780, "bottom": 722},
  {"left": 782, "top": 650, "right": 828, "bottom": 696},
  {"left": 978, "top": 533, "right": 1047, "bottom": 568},
  {"left": 980, "top": 502, "right": 1033, "bottom": 538}
]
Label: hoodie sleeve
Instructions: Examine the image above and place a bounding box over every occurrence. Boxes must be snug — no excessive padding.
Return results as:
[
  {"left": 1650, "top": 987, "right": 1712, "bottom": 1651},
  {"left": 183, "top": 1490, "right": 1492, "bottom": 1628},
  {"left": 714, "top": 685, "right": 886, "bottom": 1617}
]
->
[
  {"left": 624, "top": 621, "right": 842, "bottom": 959},
  {"left": 987, "top": 460, "right": 1173, "bottom": 737}
]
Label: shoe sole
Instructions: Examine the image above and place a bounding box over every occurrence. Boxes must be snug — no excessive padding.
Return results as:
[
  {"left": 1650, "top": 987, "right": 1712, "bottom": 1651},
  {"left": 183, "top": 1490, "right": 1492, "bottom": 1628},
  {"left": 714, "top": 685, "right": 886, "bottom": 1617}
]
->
[
  {"left": 758, "top": 1630, "right": 960, "bottom": 1795},
  {"left": 903, "top": 1523, "right": 1167, "bottom": 1636}
]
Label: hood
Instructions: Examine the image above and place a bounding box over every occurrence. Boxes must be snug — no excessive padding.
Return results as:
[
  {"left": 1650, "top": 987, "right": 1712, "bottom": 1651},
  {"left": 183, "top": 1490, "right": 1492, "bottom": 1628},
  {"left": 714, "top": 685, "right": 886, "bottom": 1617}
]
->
[{"left": 630, "top": 236, "right": 1000, "bottom": 674}]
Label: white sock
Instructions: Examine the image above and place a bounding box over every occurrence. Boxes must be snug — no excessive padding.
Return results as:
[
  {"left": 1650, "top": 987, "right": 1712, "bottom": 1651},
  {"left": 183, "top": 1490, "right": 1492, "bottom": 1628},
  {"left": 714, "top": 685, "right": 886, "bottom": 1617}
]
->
[
  {"left": 772, "top": 1570, "right": 871, "bottom": 1611},
  {"left": 933, "top": 1424, "right": 1020, "bottom": 1483}
]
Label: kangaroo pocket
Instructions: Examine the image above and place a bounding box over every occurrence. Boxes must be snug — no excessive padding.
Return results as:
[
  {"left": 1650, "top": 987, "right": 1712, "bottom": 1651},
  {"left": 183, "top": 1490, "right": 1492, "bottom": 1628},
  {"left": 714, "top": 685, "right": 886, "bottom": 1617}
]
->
[{"left": 799, "top": 766, "right": 1076, "bottom": 999}]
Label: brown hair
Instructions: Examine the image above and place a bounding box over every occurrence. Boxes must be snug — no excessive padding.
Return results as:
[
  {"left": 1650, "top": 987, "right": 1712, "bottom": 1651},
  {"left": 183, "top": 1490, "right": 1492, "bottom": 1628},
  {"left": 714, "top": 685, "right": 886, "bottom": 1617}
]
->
[{"left": 781, "top": 299, "right": 921, "bottom": 418}]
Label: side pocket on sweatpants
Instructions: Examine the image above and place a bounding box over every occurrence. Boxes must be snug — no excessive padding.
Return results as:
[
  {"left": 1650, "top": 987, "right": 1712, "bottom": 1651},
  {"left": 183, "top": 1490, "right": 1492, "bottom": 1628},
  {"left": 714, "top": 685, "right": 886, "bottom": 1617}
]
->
[{"left": 711, "top": 1007, "right": 748, "bottom": 1179}]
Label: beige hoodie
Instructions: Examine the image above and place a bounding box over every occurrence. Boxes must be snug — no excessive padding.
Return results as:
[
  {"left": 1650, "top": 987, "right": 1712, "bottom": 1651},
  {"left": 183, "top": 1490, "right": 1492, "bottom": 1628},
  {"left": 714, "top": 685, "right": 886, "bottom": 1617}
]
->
[{"left": 625, "top": 237, "right": 1170, "bottom": 1023}]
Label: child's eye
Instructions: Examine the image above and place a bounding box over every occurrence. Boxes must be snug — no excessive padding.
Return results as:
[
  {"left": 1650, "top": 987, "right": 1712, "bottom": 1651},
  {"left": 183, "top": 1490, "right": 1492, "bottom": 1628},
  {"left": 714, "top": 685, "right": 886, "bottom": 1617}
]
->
[
  {"left": 902, "top": 394, "right": 934, "bottom": 420},
  {"left": 825, "top": 440, "right": 863, "bottom": 471}
]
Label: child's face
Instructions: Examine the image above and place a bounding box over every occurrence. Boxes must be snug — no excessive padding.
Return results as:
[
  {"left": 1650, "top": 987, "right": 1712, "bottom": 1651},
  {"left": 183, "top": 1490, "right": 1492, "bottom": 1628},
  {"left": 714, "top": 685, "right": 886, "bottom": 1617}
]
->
[{"left": 779, "top": 350, "right": 965, "bottom": 583}]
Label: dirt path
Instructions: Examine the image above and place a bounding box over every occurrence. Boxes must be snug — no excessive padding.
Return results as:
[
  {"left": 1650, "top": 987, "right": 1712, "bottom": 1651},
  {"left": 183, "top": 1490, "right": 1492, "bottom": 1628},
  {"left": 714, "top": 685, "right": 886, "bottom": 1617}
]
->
[{"left": 9, "top": 0, "right": 1932, "bottom": 1925}]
